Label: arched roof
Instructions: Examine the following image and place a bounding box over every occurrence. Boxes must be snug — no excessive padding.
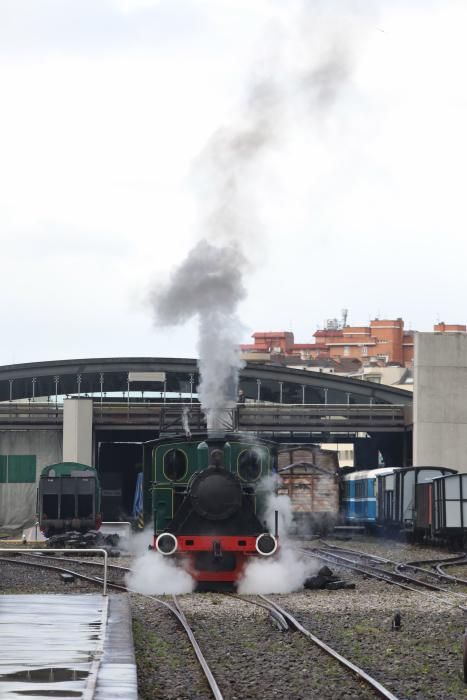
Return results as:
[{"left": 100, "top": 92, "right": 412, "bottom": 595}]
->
[{"left": 0, "top": 357, "right": 413, "bottom": 405}]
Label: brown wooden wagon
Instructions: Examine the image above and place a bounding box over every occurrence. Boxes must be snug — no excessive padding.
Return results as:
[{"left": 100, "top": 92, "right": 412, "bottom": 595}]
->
[{"left": 278, "top": 445, "right": 339, "bottom": 535}]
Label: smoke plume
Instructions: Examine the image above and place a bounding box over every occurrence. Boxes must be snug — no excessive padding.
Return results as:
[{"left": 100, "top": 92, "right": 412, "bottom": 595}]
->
[
  {"left": 150, "top": 4, "right": 359, "bottom": 426},
  {"left": 150, "top": 79, "right": 277, "bottom": 428},
  {"left": 150, "top": 239, "right": 248, "bottom": 427}
]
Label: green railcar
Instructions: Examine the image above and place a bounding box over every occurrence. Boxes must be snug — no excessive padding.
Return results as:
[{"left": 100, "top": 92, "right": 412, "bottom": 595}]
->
[{"left": 38, "top": 462, "right": 102, "bottom": 536}]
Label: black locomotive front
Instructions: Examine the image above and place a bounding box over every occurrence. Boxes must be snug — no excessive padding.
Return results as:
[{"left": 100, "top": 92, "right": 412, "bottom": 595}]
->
[{"left": 151, "top": 434, "right": 278, "bottom": 588}]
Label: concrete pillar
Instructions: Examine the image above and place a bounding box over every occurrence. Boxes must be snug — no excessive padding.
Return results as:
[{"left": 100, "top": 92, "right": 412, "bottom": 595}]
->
[
  {"left": 63, "top": 398, "right": 93, "bottom": 466},
  {"left": 414, "top": 332, "right": 467, "bottom": 471}
]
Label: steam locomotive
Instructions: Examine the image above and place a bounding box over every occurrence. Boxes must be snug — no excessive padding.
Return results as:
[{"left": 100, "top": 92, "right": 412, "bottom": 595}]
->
[{"left": 150, "top": 433, "right": 279, "bottom": 590}]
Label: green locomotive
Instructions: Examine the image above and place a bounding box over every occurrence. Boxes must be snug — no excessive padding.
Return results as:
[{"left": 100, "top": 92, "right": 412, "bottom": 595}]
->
[{"left": 151, "top": 433, "right": 278, "bottom": 588}]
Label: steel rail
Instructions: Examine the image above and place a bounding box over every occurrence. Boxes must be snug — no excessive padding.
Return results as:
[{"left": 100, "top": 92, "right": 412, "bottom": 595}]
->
[
  {"left": 299, "top": 547, "right": 467, "bottom": 611},
  {"left": 316, "top": 541, "right": 467, "bottom": 591},
  {"left": 0, "top": 547, "right": 108, "bottom": 593},
  {"left": 317, "top": 540, "right": 393, "bottom": 564},
  {"left": 435, "top": 560, "right": 467, "bottom": 585},
  {"left": 318, "top": 541, "right": 451, "bottom": 581},
  {"left": 395, "top": 554, "right": 467, "bottom": 567},
  {"left": 259, "top": 594, "right": 400, "bottom": 700},
  {"left": 0, "top": 555, "right": 116, "bottom": 594},
  {"left": 170, "top": 596, "right": 225, "bottom": 700},
  {"left": 301, "top": 548, "right": 424, "bottom": 593},
  {"left": 88, "top": 581, "right": 225, "bottom": 700},
  {"left": 227, "top": 592, "right": 289, "bottom": 631},
  {"left": 24, "top": 551, "right": 131, "bottom": 573},
  {"left": 314, "top": 548, "right": 450, "bottom": 592},
  {"left": 0, "top": 555, "right": 224, "bottom": 700}
]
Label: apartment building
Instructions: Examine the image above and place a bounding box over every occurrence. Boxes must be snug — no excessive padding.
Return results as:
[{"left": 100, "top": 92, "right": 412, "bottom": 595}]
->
[{"left": 240, "top": 319, "right": 465, "bottom": 368}]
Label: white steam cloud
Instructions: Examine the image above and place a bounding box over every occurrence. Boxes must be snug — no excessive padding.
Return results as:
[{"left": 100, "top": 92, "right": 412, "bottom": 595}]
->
[
  {"left": 149, "top": 3, "right": 360, "bottom": 427},
  {"left": 121, "top": 525, "right": 154, "bottom": 557},
  {"left": 238, "top": 547, "right": 317, "bottom": 595},
  {"left": 182, "top": 405, "right": 192, "bottom": 437},
  {"left": 125, "top": 550, "right": 195, "bottom": 595},
  {"left": 123, "top": 527, "right": 195, "bottom": 595},
  {"left": 238, "top": 474, "right": 318, "bottom": 594}
]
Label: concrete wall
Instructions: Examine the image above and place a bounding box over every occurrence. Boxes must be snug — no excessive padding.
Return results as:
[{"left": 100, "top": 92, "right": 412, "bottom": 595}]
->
[
  {"left": 0, "top": 428, "right": 62, "bottom": 531},
  {"left": 414, "top": 332, "right": 467, "bottom": 471},
  {"left": 0, "top": 398, "right": 94, "bottom": 532},
  {"left": 63, "top": 398, "right": 93, "bottom": 465}
]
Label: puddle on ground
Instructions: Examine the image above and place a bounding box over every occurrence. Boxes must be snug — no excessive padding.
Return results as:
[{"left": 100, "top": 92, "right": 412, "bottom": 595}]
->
[
  {"left": 13, "top": 691, "right": 82, "bottom": 697},
  {"left": 1, "top": 668, "right": 89, "bottom": 683},
  {"left": 0, "top": 594, "right": 104, "bottom": 698}
]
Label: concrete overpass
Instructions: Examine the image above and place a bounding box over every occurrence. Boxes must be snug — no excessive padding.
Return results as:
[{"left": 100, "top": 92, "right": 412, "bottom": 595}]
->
[{"left": 0, "top": 356, "right": 412, "bottom": 405}]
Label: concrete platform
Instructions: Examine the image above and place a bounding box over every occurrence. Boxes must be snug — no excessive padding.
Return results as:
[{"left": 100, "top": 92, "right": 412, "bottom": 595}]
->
[
  {"left": 95, "top": 595, "right": 138, "bottom": 700},
  {"left": 0, "top": 593, "right": 137, "bottom": 699}
]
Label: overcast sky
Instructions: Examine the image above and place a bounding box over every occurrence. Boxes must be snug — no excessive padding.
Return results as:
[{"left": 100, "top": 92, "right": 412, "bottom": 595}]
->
[{"left": 1, "top": 0, "right": 466, "bottom": 365}]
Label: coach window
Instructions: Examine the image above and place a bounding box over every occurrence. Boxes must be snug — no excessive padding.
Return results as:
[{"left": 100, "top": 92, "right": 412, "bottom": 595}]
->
[{"left": 163, "top": 449, "right": 187, "bottom": 482}]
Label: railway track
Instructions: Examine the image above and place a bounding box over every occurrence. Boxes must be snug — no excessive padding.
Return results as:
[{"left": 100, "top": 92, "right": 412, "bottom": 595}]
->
[
  {"left": 1, "top": 552, "right": 402, "bottom": 699},
  {"left": 319, "top": 541, "right": 466, "bottom": 583},
  {"left": 300, "top": 542, "right": 467, "bottom": 611},
  {"left": 230, "top": 592, "right": 400, "bottom": 700},
  {"left": 318, "top": 541, "right": 467, "bottom": 588},
  {"left": 397, "top": 552, "right": 467, "bottom": 585}
]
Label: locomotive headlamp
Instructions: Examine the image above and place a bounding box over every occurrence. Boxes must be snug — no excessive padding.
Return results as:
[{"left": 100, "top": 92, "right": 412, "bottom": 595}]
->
[
  {"left": 156, "top": 532, "right": 178, "bottom": 556},
  {"left": 255, "top": 533, "right": 278, "bottom": 556}
]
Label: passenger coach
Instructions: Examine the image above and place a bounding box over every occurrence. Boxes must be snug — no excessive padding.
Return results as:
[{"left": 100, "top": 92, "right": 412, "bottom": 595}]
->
[
  {"left": 341, "top": 468, "right": 394, "bottom": 526},
  {"left": 378, "top": 466, "right": 457, "bottom": 537},
  {"left": 430, "top": 473, "right": 467, "bottom": 544}
]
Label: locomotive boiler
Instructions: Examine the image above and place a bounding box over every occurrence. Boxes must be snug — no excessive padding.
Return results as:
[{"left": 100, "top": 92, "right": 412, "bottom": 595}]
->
[{"left": 151, "top": 433, "right": 279, "bottom": 590}]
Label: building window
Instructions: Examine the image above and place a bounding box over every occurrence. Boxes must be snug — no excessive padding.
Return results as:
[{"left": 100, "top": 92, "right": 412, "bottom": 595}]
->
[
  {"left": 343, "top": 346, "right": 350, "bottom": 356},
  {"left": 362, "top": 346, "right": 368, "bottom": 356}
]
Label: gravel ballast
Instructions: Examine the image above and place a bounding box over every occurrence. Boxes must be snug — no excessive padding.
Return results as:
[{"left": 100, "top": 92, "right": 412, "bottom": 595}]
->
[{"left": 3, "top": 536, "right": 467, "bottom": 698}]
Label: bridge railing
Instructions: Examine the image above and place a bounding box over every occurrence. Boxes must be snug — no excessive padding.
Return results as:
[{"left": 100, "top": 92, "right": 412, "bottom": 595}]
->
[
  {"left": 0, "top": 402, "right": 63, "bottom": 423},
  {"left": 0, "top": 401, "right": 408, "bottom": 431},
  {"left": 237, "top": 403, "right": 407, "bottom": 431}
]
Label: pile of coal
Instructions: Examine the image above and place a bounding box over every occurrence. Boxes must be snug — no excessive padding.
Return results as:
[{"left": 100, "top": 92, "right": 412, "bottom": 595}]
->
[
  {"left": 46, "top": 530, "right": 120, "bottom": 554},
  {"left": 304, "top": 565, "right": 355, "bottom": 591}
]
